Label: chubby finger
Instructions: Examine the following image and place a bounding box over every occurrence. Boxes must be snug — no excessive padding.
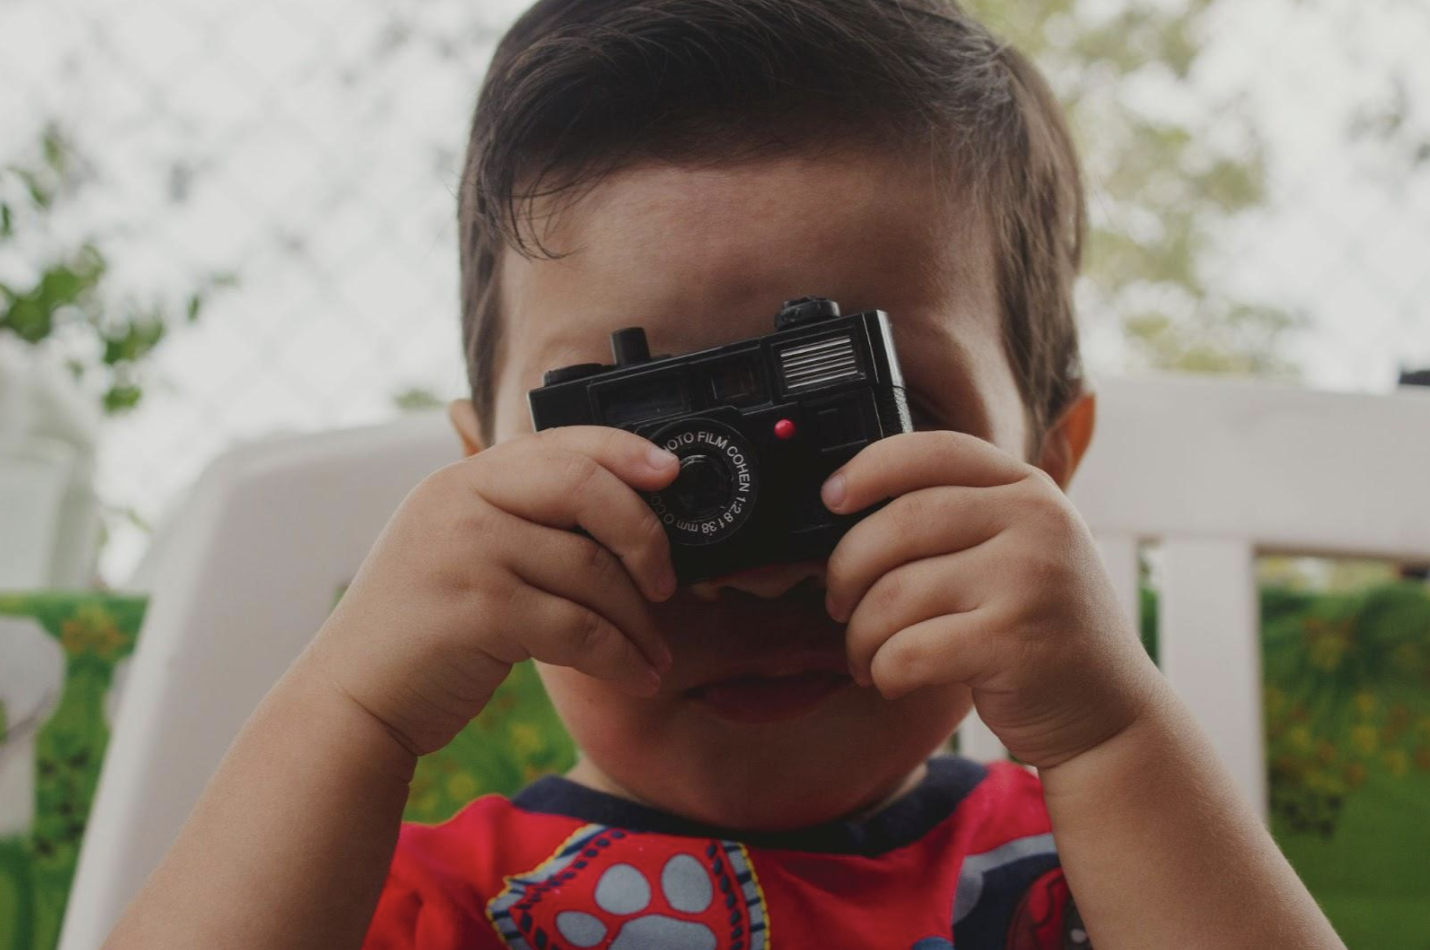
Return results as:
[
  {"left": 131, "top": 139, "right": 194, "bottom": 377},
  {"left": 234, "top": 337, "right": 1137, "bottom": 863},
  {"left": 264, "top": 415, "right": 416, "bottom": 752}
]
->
[
  {"left": 821, "top": 430, "right": 1031, "bottom": 517},
  {"left": 501, "top": 575, "right": 664, "bottom": 697},
  {"left": 824, "top": 483, "right": 1011, "bottom": 623},
  {"left": 866, "top": 609, "right": 1000, "bottom": 700},
  {"left": 505, "top": 511, "right": 674, "bottom": 674},
  {"left": 843, "top": 548, "right": 992, "bottom": 687},
  {"left": 475, "top": 426, "right": 680, "bottom": 602}
]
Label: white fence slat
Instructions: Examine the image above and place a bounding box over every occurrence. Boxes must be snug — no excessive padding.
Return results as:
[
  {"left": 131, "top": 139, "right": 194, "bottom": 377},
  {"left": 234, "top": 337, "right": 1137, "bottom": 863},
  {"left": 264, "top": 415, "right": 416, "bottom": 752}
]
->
[
  {"left": 956, "top": 709, "right": 1007, "bottom": 764},
  {"left": 1159, "top": 537, "right": 1267, "bottom": 820},
  {"left": 1094, "top": 533, "right": 1142, "bottom": 632}
]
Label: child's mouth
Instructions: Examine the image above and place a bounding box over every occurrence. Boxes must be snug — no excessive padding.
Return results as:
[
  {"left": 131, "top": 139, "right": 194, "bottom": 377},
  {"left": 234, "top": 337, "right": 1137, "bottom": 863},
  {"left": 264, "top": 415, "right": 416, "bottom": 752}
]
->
[{"left": 688, "top": 670, "right": 853, "bottom": 723}]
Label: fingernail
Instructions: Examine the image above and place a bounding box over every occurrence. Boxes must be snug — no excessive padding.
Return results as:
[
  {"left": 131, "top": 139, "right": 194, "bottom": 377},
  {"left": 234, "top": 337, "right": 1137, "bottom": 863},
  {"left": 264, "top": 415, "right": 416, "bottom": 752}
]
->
[
  {"left": 821, "top": 473, "right": 846, "bottom": 511},
  {"left": 639, "top": 668, "right": 662, "bottom": 695},
  {"left": 655, "top": 645, "right": 674, "bottom": 673},
  {"left": 648, "top": 445, "right": 679, "bottom": 469},
  {"left": 662, "top": 567, "right": 679, "bottom": 598}
]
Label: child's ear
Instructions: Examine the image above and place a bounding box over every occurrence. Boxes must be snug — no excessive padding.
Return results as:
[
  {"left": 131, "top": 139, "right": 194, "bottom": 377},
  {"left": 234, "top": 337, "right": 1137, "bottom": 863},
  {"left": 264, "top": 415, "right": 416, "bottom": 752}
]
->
[
  {"left": 447, "top": 398, "right": 487, "bottom": 458},
  {"left": 1035, "top": 388, "right": 1096, "bottom": 490}
]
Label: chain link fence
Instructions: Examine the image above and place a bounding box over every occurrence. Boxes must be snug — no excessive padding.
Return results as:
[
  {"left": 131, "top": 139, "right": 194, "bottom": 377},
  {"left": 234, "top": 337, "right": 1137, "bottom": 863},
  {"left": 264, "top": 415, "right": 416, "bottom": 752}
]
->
[{"left": 2, "top": 0, "right": 1428, "bottom": 584}]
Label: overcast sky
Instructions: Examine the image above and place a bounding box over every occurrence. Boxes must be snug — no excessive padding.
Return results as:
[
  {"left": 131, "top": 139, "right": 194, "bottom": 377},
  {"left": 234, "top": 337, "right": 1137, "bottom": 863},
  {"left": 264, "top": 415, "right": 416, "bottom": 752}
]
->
[{"left": 2, "top": 0, "right": 1427, "bottom": 584}]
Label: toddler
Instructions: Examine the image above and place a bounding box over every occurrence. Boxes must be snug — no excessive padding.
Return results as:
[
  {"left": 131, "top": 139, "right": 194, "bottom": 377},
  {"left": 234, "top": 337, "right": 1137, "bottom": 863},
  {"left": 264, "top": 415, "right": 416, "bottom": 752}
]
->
[{"left": 105, "top": 1, "right": 1344, "bottom": 947}]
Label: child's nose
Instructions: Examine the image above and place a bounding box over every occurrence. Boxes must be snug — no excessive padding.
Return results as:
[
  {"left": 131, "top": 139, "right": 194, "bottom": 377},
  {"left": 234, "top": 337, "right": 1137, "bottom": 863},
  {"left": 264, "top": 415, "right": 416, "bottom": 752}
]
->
[{"left": 688, "top": 561, "right": 826, "bottom": 601}]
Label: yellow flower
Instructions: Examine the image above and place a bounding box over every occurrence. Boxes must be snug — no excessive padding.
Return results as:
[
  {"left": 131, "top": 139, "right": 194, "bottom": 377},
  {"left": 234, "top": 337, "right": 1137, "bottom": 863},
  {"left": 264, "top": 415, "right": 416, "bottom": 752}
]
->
[
  {"left": 1353, "top": 692, "right": 1378, "bottom": 719},
  {"left": 1392, "top": 643, "right": 1422, "bottom": 672},
  {"left": 1383, "top": 750, "right": 1410, "bottom": 778},
  {"left": 60, "top": 603, "right": 125, "bottom": 659},
  {"left": 508, "top": 722, "right": 542, "bottom": 757},
  {"left": 445, "top": 772, "right": 478, "bottom": 801},
  {"left": 1350, "top": 724, "right": 1378, "bottom": 756},
  {"left": 1287, "top": 726, "right": 1313, "bottom": 753},
  {"left": 1304, "top": 769, "right": 1345, "bottom": 796},
  {"left": 1304, "top": 618, "right": 1354, "bottom": 672}
]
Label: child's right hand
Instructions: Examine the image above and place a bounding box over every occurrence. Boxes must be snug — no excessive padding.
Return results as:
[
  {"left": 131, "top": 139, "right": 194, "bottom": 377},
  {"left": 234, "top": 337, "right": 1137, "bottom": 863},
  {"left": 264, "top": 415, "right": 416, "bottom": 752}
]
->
[{"left": 305, "top": 425, "right": 682, "bottom": 756}]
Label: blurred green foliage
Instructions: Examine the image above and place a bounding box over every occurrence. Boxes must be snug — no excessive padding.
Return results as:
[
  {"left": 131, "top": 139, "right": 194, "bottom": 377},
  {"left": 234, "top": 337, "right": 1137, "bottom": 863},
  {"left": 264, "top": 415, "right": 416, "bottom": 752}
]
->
[
  {"left": 0, "top": 593, "right": 147, "bottom": 950},
  {"left": 0, "top": 123, "right": 235, "bottom": 415},
  {"left": 967, "top": 0, "right": 1306, "bottom": 378},
  {"left": 392, "top": 386, "right": 446, "bottom": 413}
]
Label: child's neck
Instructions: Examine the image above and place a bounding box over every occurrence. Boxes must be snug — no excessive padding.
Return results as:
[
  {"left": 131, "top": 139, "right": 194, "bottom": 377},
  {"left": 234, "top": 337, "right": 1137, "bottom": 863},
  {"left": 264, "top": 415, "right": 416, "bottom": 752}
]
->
[{"left": 560, "top": 757, "right": 930, "bottom": 829}]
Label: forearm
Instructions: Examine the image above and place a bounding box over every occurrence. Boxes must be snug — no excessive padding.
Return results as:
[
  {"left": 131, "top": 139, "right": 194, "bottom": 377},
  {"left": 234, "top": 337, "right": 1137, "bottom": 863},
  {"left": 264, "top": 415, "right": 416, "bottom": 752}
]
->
[
  {"left": 103, "top": 644, "right": 425, "bottom": 950},
  {"left": 1038, "top": 681, "right": 1345, "bottom": 950}
]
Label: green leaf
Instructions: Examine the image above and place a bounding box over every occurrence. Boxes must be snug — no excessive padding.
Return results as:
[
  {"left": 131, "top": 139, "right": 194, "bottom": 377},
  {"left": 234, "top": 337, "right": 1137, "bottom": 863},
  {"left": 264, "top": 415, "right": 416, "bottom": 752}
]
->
[
  {"left": 393, "top": 386, "right": 445, "bottom": 412},
  {"left": 103, "top": 384, "right": 143, "bottom": 414},
  {"left": 41, "top": 125, "right": 67, "bottom": 176},
  {"left": 186, "top": 293, "right": 202, "bottom": 322},
  {"left": 101, "top": 318, "right": 166, "bottom": 366},
  {"left": 14, "top": 166, "right": 52, "bottom": 210},
  {"left": 38, "top": 264, "right": 89, "bottom": 310},
  {"left": 3, "top": 296, "right": 52, "bottom": 343},
  {"left": 0, "top": 202, "right": 11, "bottom": 239}
]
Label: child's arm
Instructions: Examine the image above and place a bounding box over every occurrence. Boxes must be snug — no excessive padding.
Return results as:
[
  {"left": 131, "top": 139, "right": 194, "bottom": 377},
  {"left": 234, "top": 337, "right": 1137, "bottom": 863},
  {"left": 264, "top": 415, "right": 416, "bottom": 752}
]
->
[
  {"left": 820, "top": 429, "right": 1345, "bottom": 949},
  {"left": 1038, "top": 684, "right": 1343, "bottom": 948},
  {"left": 103, "top": 647, "right": 424, "bottom": 949},
  {"left": 103, "top": 426, "right": 682, "bottom": 949}
]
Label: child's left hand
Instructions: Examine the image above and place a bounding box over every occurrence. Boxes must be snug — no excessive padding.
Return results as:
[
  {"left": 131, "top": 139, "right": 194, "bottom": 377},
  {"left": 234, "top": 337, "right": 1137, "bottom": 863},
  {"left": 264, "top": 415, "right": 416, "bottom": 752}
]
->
[{"left": 821, "top": 429, "right": 1164, "bottom": 771}]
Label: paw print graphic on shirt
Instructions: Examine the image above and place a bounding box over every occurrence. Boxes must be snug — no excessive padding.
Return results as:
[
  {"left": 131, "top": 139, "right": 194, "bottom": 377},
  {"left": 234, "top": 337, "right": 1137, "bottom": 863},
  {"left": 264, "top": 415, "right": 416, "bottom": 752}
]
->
[
  {"left": 488, "top": 825, "right": 768, "bottom": 950},
  {"left": 553, "top": 854, "right": 717, "bottom": 948}
]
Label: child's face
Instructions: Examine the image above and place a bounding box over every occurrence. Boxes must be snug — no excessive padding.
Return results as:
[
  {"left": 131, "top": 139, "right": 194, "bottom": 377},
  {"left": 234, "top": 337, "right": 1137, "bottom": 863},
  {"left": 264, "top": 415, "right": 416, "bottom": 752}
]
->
[{"left": 462, "top": 150, "right": 1035, "bottom": 830}]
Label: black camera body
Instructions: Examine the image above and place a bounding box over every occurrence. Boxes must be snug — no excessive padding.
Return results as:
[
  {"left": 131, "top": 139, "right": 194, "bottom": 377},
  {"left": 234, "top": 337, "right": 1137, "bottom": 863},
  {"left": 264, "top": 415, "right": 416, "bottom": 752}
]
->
[{"left": 527, "top": 297, "right": 912, "bottom": 586}]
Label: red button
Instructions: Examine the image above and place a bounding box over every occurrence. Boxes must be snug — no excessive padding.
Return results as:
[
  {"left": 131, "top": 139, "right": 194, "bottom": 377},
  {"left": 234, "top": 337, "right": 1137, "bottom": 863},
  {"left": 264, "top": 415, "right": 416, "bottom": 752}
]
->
[{"left": 773, "top": 418, "right": 796, "bottom": 440}]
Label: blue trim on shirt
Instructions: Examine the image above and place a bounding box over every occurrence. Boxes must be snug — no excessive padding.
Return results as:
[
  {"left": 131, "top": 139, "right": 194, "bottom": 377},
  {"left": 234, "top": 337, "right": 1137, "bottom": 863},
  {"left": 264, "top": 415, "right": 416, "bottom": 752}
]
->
[
  {"left": 509, "top": 753, "right": 989, "bottom": 856},
  {"left": 953, "top": 852, "right": 1062, "bottom": 948}
]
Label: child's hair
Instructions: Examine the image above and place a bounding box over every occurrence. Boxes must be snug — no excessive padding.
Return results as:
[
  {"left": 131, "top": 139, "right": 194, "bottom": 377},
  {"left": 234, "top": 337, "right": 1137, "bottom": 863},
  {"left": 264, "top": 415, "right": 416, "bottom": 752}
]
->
[{"left": 458, "top": 0, "right": 1086, "bottom": 452}]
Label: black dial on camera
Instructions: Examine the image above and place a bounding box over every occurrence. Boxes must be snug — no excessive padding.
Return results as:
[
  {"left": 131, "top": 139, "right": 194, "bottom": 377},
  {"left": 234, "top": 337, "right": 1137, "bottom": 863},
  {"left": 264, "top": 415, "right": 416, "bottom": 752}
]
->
[
  {"left": 542, "top": 362, "right": 607, "bottom": 386},
  {"left": 642, "top": 417, "right": 759, "bottom": 546},
  {"left": 775, "top": 296, "right": 841, "bottom": 330}
]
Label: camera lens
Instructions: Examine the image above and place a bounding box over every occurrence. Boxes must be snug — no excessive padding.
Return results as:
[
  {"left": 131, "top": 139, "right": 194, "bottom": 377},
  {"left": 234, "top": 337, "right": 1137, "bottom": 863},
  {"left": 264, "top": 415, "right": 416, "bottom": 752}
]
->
[
  {"left": 672, "top": 455, "right": 732, "bottom": 518},
  {"left": 642, "top": 417, "right": 759, "bottom": 547}
]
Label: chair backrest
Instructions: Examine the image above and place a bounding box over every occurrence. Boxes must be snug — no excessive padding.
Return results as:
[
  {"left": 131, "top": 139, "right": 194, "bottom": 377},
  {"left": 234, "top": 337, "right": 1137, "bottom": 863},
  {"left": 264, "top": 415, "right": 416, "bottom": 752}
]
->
[
  {"left": 58, "top": 375, "right": 1430, "bottom": 948},
  {"left": 59, "top": 413, "right": 461, "bottom": 950}
]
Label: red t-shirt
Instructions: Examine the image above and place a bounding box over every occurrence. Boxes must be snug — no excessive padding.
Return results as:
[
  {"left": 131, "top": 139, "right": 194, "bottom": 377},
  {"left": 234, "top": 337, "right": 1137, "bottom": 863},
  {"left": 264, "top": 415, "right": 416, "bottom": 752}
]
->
[{"left": 363, "top": 754, "right": 1089, "bottom": 949}]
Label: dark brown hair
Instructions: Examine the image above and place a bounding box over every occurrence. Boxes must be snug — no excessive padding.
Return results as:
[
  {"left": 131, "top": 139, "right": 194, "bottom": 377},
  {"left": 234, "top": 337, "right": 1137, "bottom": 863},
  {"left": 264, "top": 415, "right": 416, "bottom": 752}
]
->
[{"left": 459, "top": 0, "right": 1085, "bottom": 449}]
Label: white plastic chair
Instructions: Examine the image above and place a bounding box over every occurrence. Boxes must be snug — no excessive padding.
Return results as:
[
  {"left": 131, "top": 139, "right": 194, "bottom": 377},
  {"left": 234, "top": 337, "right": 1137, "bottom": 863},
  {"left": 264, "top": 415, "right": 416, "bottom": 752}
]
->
[
  {"left": 60, "top": 412, "right": 460, "bottom": 950},
  {"left": 57, "top": 375, "right": 1430, "bottom": 949}
]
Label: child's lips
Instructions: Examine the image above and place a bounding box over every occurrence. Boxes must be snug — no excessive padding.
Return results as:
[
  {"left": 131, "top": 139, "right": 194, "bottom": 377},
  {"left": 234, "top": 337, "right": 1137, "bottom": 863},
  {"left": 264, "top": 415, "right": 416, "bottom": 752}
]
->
[
  {"left": 688, "top": 669, "right": 854, "bottom": 723},
  {"left": 662, "top": 572, "right": 855, "bottom": 721}
]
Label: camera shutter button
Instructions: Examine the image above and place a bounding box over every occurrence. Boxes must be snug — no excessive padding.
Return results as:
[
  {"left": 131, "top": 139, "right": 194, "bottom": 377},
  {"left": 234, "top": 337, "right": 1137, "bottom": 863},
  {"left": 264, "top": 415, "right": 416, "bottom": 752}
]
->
[{"left": 774, "top": 296, "right": 841, "bottom": 329}]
